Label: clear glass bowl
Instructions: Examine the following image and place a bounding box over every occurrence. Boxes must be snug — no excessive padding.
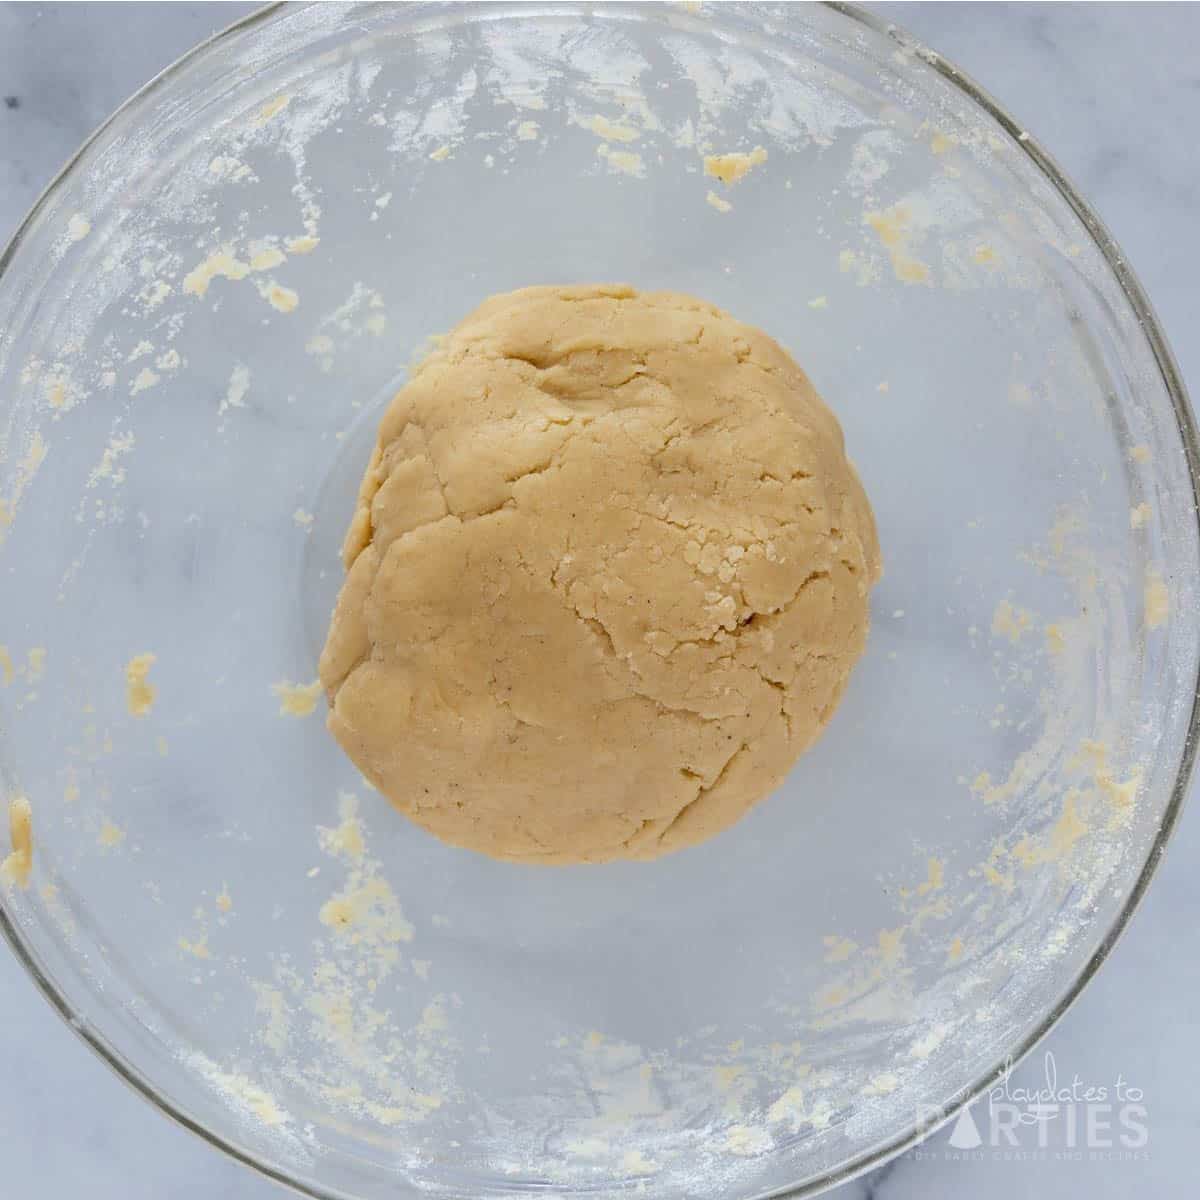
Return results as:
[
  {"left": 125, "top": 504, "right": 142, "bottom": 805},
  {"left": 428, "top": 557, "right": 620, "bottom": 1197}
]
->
[{"left": 1, "top": 4, "right": 1195, "bottom": 1198}]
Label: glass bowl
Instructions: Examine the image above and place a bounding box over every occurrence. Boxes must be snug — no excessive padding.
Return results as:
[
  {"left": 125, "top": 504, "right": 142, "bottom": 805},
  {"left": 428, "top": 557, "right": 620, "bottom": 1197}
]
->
[{"left": 1, "top": 3, "right": 1195, "bottom": 1197}]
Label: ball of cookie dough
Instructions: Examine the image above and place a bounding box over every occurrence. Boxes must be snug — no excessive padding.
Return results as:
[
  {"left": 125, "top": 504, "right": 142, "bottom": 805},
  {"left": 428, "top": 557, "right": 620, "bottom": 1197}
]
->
[{"left": 319, "top": 284, "right": 880, "bottom": 863}]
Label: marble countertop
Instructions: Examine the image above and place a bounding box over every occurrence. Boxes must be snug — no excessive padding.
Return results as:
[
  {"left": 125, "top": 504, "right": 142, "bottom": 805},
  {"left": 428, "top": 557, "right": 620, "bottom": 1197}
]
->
[{"left": 1, "top": 4, "right": 1197, "bottom": 1197}]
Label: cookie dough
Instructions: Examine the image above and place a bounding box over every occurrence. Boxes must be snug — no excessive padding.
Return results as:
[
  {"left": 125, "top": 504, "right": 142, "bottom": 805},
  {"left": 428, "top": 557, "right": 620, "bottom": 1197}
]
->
[{"left": 319, "top": 284, "right": 880, "bottom": 863}]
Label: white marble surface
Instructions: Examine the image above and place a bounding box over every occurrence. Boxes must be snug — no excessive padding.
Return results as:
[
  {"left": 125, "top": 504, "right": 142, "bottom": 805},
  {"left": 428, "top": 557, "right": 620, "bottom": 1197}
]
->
[{"left": 1, "top": 3, "right": 1197, "bottom": 1197}]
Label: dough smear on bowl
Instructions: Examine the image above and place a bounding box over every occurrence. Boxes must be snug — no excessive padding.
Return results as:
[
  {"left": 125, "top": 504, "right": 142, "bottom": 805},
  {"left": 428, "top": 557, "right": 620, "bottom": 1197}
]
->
[{"left": 319, "top": 284, "right": 880, "bottom": 863}]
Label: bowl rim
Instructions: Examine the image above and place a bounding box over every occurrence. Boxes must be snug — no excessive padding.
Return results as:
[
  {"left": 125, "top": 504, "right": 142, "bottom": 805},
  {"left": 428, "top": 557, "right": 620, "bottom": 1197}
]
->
[{"left": 0, "top": 3, "right": 1196, "bottom": 1198}]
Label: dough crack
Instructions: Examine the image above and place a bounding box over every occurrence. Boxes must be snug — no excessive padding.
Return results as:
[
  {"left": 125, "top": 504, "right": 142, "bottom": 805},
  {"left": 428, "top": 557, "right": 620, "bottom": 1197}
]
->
[
  {"left": 652, "top": 739, "right": 751, "bottom": 850},
  {"left": 537, "top": 555, "right": 728, "bottom": 727}
]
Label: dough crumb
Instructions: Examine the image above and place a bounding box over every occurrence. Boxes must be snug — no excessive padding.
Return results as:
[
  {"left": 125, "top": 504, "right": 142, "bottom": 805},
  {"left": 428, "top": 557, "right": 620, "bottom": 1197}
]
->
[
  {"left": 125, "top": 653, "right": 157, "bottom": 716},
  {"left": 596, "top": 144, "right": 644, "bottom": 176},
  {"left": 255, "top": 94, "right": 291, "bottom": 124},
  {"left": 273, "top": 679, "right": 322, "bottom": 717},
  {"left": 766, "top": 1085, "right": 806, "bottom": 1130},
  {"left": 1, "top": 795, "right": 32, "bottom": 889},
  {"left": 319, "top": 792, "right": 365, "bottom": 860},
  {"left": 864, "top": 204, "right": 931, "bottom": 285},
  {"left": 862, "top": 1072, "right": 899, "bottom": 1096},
  {"left": 839, "top": 247, "right": 880, "bottom": 287},
  {"left": 260, "top": 282, "right": 299, "bottom": 313},
  {"left": 130, "top": 367, "right": 160, "bottom": 396},
  {"left": 705, "top": 190, "right": 732, "bottom": 214},
  {"left": 193, "top": 1057, "right": 288, "bottom": 1127},
  {"left": 704, "top": 146, "right": 767, "bottom": 185},
  {"left": 182, "top": 247, "right": 251, "bottom": 298},
  {"left": 178, "top": 934, "right": 211, "bottom": 959},
  {"left": 25, "top": 647, "right": 46, "bottom": 683},
  {"left": 991, "top": 599, "right": 1031, "bottom": 644},
  {"left": 319, "top": 875, "right": 414, "bottom": 943},
  {"left": 1045, "top": 623, "right": 1067, "bottom": 655},
  {"left": 1144, "top": 569, "right": 1169, "bottom": 629},
  {"left": 0, "top": 429, "right": 48, "bottom": 539},
  {"left": 915, "top": 856, "right": 944, "bottom": 895},
  {"left": 98, "top": 820, "right": 125, "bottom": 849},
  {"left": 249, "top": 247, "right": 286, "bottom": 271},
  {"left": 588, "top": 115, "right": 639, "bottom": 143},
  {"left": 724, "top": 1124, "right": 772, "bottom": 1156},
  {"left": 223, "top": 364, "right": 250, "bottom": 413},
  {"left": 285, "top": 234, "right": 320, "bottom": 255},
  {"left": 823, "top": 935, "right": 858, "bottom": 962}
]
